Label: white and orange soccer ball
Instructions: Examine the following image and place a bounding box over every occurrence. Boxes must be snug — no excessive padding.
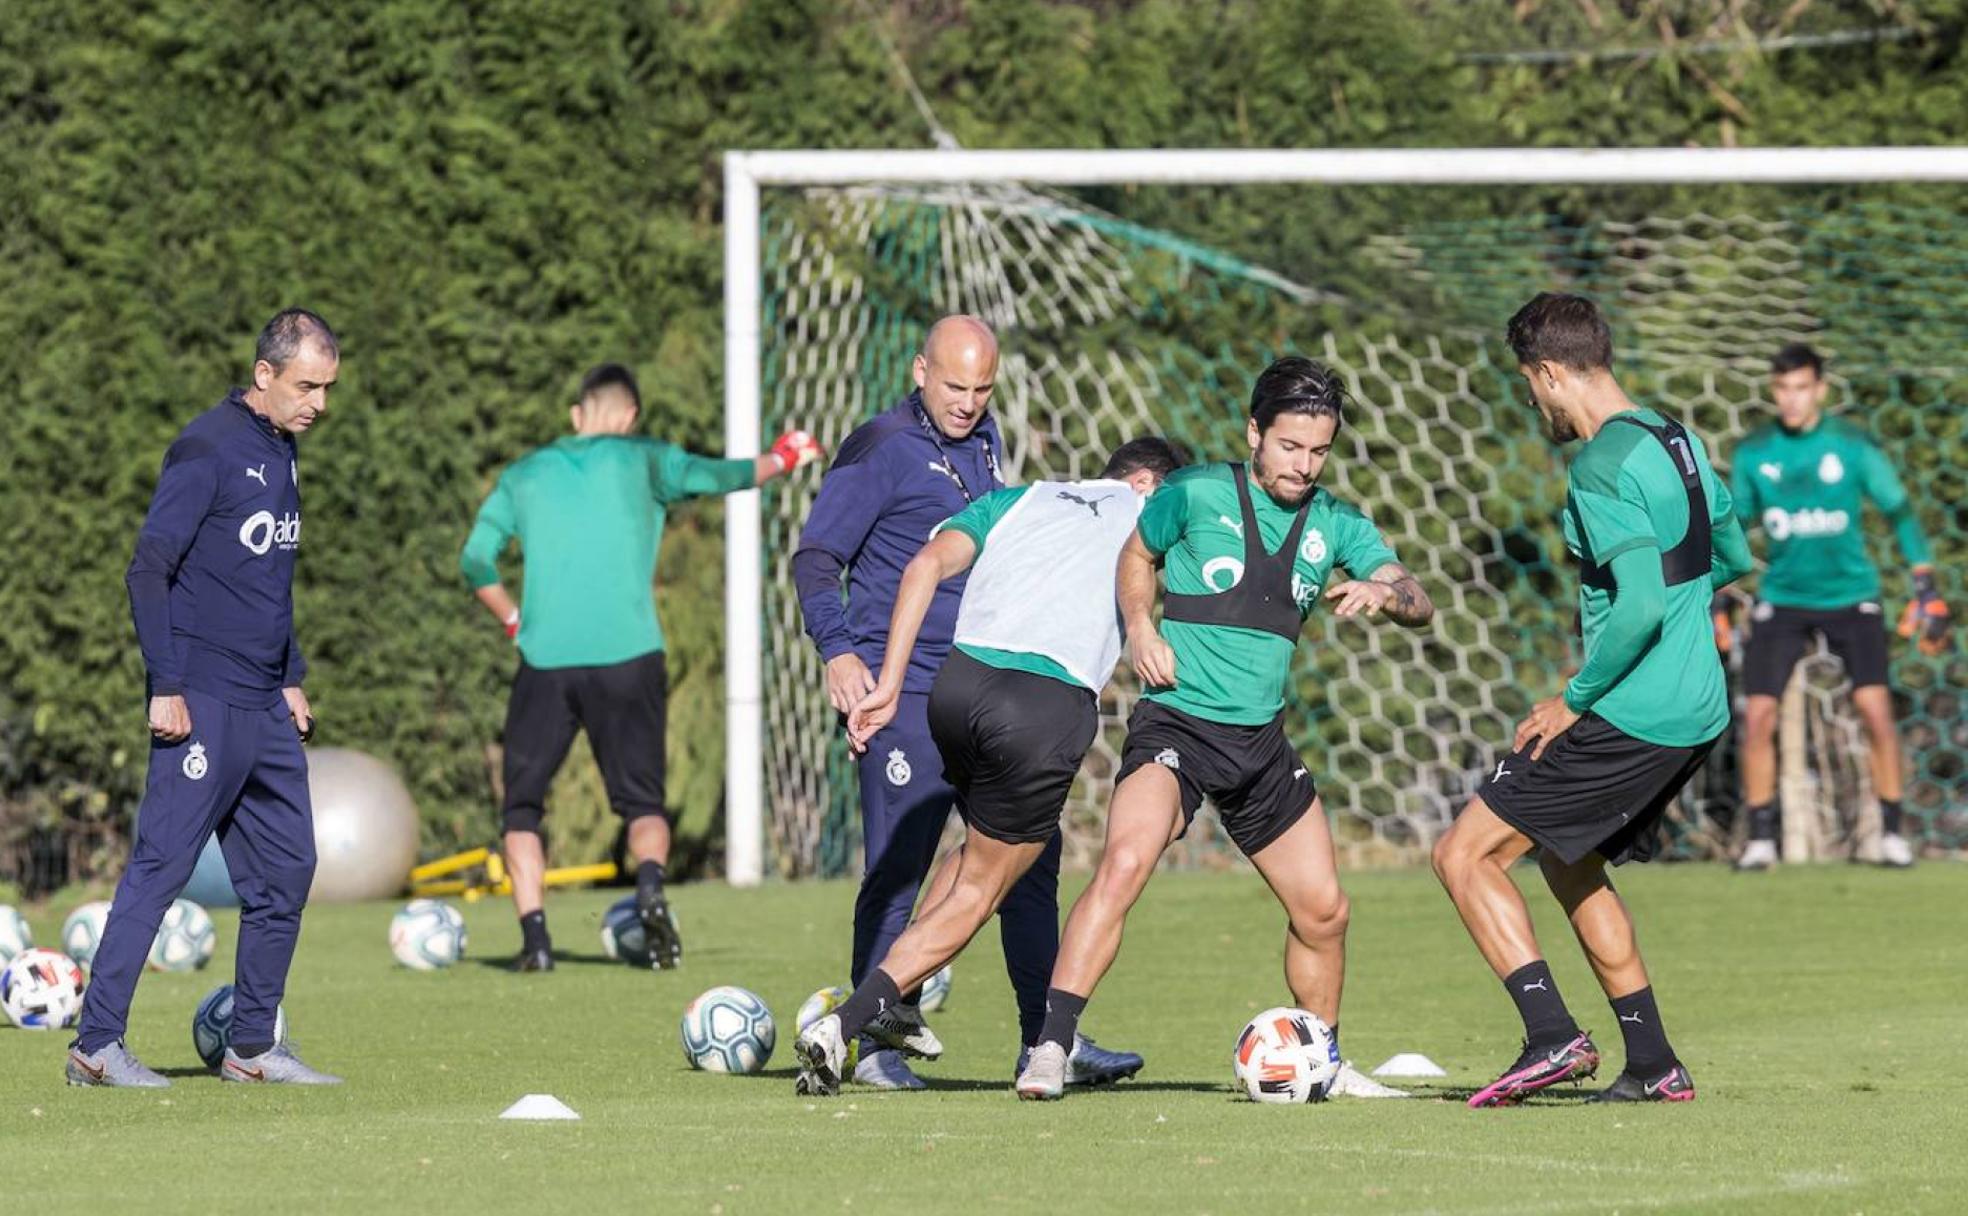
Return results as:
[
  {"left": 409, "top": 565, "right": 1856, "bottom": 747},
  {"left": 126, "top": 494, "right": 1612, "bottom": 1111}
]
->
[{"left": 1232, "top": 1006, "right": 1340, "bottom": 1103}]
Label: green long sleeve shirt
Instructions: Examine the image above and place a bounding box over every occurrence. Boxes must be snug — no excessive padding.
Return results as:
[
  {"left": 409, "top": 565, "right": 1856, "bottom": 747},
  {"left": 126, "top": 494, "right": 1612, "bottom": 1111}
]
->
[{"left": 461, "top": 435, "right": 754, "bottom": 669}]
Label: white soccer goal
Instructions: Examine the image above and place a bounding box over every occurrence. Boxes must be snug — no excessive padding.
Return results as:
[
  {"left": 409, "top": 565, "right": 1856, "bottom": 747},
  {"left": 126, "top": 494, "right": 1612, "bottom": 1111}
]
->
[{"left": 722, "top": 147, "right": 1968, "bottom": 886}]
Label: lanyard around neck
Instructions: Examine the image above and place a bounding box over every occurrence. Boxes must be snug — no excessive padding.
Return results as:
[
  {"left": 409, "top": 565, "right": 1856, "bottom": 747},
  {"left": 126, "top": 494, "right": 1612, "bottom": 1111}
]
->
[{"left": 914, "top": 399, "right": 997, "bottom": 504}]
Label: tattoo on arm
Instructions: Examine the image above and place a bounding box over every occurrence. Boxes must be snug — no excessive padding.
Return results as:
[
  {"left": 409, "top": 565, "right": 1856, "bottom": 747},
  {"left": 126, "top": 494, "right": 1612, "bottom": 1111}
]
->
[{"left": 1369, "top": 562, "right": 1434, "bottom": 627}]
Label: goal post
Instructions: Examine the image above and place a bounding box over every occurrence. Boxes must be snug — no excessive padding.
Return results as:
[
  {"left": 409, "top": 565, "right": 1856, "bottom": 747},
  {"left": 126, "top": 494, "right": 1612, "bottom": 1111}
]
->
[{"left": 723, "top": 146, "right": 1968, "bottom": 886}]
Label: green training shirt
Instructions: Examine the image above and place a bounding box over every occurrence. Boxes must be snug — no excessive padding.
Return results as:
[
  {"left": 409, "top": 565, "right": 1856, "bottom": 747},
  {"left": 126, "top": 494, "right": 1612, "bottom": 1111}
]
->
[
  {"left": 939, "top": 485, "right": 1079, "bottom": 687},
  {"left": 1728, "top": 415, "right": 1933, "bottom": 610},
  {"left": 1563, "top": 409, "right": 1734, "bottom": 747},
  {"left": 1136, "top": 462, "right": 1398, "bottom": 726},
  {"left": 460, "top": 435, "right": 754, "bottom": 669}
]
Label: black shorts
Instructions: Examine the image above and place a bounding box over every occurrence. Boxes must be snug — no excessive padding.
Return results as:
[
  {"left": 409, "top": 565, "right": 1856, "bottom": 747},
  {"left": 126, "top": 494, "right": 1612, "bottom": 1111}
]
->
[
  {"left": 1113, "top": 700, "right": 1317, "bottom": 857},
  {"left": 501, "top": 650, "right": 668, "bottom": 834},
  {"left": 1742, "top": 602, "right": 1890, "bottom": 697},
  {"left": 1476, "top": 712, "right": 1717, "bottom": 866},
  {"left": 926, "top": 650, "right": 1097, "bottom": 845}
]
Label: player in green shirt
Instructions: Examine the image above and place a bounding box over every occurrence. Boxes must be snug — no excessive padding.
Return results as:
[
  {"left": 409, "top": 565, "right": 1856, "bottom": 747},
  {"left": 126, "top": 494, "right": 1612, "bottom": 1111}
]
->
[
  {"left": 1726, "top": 343, "right": 1951, "bottom": 872},
  {"left": 1434, "top": 293, "right": 1754, "bottom": 1108},
  {"left": 1016, "top": 356, "right": 1435, "bottom": 1102},
  {"left": 460, "top": 363, "right": 821, "bottom": 972}
]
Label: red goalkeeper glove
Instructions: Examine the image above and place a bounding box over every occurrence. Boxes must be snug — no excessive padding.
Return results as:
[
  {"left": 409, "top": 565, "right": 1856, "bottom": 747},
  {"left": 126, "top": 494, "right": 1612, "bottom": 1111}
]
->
[
  {"left": 769, "top": 429, "right": 824, "bottom": 474},
  {"left": 1898, "top": 568, "right": 1951, "bottom": 656}
]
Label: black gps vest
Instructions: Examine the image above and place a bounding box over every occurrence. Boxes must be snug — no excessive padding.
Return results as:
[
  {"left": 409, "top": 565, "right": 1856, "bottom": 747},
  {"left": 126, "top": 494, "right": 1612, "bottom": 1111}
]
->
[
  {"left": 1579, "top": 414, "right": 1712, "bottom": 592},
  {"left": 1161, "top": 463, "right": 1312, "bottom": 641}
]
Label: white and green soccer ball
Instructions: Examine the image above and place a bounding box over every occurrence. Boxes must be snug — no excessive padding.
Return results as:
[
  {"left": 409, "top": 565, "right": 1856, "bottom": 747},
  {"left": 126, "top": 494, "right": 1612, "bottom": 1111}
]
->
[
  {"left": 2, "top": 948, "right": 86, "bottom": 1030},
  {"left": 918, "top": 964, "right": 953, "bottom": 1013},
  {"left": 795, "top": 983, "right": 861, "bottom": 1072},
  {"left": 191, "top": 983, "right": 288, "bottom": 1070},
  {"left": 148, "top": 899, "right": 216, "bottom": 972},
  {"left": 598, "top": 896, "right": 649, "bottom": 965},
  {"left": 0, "top": 906, "right": 32, "bottom": 965},
  {"left": 680, "top": 985, "right": 775, "bottom": 1074},
  {"left": 389, "top": 899, "right": 467, "bottom": 970},
  {"left": 62, "top": 901, "right": 113, "bottom": 970}
]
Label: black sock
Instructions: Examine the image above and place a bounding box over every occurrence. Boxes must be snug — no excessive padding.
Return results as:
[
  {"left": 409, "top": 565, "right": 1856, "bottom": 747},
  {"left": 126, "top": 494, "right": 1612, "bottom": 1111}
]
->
[
  {"left": 830, "top": 970, "right": 902, "bottom": 1040},
  {"left": 1880, "top": 798, "right": 1904, "bottom": 835},
  {"left": 519, "top": 910, "right": 550, "bottom": 953},
  {"left": 1747, "top": 801, "right": 1779, "bottom": 842},
  {"left": 1504, "top": 961, "right": 1579, "bottom": 1048},
  {"left": 231, "top": 1040, "right": 273, "bottom": 1059},
  {"left": 636, "top": 860, "right": 666, "bottom": 894},
  {"left": 1037, "top": 987, "right": 1087, "bottom": 1051},
  {"left": 1610, "top": 986, "right": 1676, "bottom": 1078}
]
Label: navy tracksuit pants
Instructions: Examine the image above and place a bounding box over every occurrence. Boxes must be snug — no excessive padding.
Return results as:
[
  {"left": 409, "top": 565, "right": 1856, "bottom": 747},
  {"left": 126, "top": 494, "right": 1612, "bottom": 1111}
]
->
[
  {"left": 76, "top": 690, "right": 316, "bottom": 1053},
  {"left": 851, "top": 691, "right": 1061, "bottom": 1047}
]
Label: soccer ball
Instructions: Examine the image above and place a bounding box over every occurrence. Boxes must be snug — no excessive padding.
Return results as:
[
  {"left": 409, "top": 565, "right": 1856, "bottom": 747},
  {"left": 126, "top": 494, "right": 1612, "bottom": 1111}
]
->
[
  {"left": 918, "top": 964, "right": 953, "bottom": 1013},
  {"left": 1233, "top": 1006, "right": 1340, "bottom": 1104},
  {"left": 0, "top": 905, "right": 32, "bottom": 964},
  {"left": 598, "top": 896, "right": 649, "bottom": 965},
  {"left": 191, "top": 984, "right": 288, "bottom": 1070},
  {"left": 148, "top": 899, "right": 217, "bottom": 972},
  {"left": 389, "top": 899, "right": 467, "bottom": 970},
  {"left": 2, "top": 948, "right": 87, "bottom": 1030},
  {"left": 62, "top": 901, "right": 113, "bottom": 969},
  {"left": 680, "top": 985, "right": 775, "bottom": 1074},
  {"left": 794, "top": 984, "right": 860, "bottom": 1071}
]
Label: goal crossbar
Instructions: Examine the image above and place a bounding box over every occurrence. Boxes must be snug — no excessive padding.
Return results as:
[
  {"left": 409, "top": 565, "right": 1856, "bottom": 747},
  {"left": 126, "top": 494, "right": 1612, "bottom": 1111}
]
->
[{"left": 721, "top": 145, "right": 1968, "bottom": 885}]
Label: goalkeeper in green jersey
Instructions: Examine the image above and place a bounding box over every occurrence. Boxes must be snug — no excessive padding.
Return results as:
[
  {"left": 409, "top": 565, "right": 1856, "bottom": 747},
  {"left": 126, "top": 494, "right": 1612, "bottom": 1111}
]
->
[{"left": 1726, "top": 344, "right": 1950, "bottom": 871}]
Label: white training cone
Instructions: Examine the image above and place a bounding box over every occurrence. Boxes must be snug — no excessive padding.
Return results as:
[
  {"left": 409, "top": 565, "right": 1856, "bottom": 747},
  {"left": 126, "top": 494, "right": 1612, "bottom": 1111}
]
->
[
  {"left": 500, "top": 1094, "right": 581, "bottom": 1120},
  {"left": 1371, "top": 1053, "right": 1447, "bottom": 1079}
]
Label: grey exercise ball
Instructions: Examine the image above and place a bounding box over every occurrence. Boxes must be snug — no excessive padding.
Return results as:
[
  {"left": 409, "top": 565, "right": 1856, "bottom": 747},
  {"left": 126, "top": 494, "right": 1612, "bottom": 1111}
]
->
[{"left": 306, "top": 748, "right": 421, "bottom": 903}]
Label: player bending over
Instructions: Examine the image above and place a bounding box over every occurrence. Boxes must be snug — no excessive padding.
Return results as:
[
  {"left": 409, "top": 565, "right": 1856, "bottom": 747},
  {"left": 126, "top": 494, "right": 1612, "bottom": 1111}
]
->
[
  {"left": 1433, "top": 293, "right": 1753, "bottom": 1108},
  {"left": 1727, "top": 343, "right": 1950, "bottom": 871},
  {"left": 791, "top": 437, "right": 1186, "bottom": 1096},
  {"left": 1015, "top": 357, "right": 1434, "bottom": 1101}
]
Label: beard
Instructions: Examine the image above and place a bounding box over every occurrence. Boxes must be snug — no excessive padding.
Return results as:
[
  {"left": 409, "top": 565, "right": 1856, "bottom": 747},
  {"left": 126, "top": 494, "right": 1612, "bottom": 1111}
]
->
[
  {"left": 1251, "top": 447, "right": 1316, "bottom": 506},
  {"left": 1539, "top": 405, "right": 1579, "bottom": 444}
]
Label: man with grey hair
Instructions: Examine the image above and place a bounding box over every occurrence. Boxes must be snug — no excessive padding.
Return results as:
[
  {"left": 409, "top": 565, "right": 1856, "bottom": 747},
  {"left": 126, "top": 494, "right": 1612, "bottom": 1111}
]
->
[{"left": 70, "top": 308, "right": 342, "bottom": 1088}]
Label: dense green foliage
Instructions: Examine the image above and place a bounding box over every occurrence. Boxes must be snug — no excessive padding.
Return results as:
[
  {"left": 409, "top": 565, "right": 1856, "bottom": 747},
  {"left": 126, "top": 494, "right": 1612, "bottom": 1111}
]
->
[
  {"left": 3, "top": 0, "right": 1965, "bottom": 881},
  {"left": 4, "top": 868, "right": 1966, "bottom": 1212}
]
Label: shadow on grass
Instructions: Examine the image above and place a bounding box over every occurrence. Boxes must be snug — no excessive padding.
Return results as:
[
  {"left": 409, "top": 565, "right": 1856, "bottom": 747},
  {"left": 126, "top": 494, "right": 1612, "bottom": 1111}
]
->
[
  {"left": 708, "top": 1067, "right": 1227, "bottom": 1096},
  {"left": 469, "top": 950, "right": 632, "bottom": 972}
]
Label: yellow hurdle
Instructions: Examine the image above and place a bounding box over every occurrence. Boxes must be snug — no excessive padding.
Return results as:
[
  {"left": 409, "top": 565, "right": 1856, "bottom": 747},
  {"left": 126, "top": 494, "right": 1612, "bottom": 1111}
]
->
[{"left": 408, "top": 846, "right": 617, "bottom": 901}]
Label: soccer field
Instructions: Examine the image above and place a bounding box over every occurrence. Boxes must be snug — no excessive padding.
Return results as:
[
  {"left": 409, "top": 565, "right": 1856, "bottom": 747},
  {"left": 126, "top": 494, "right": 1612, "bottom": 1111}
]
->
[{"left": 6, "top": 864, "right": 1961, "bottom": 1215}]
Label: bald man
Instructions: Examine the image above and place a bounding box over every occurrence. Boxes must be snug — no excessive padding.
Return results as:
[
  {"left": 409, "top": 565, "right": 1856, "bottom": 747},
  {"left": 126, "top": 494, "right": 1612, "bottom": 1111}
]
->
[{"left": 794, "top": 317, "right": 1142, "bottom": 1090}]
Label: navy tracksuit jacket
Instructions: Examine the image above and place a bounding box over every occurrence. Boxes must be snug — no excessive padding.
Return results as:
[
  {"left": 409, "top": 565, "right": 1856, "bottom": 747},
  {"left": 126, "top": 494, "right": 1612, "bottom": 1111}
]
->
[
  {"left": 793, "top": 391, "right": 1061, "bottom": 1046},
  {"left": 76, "top": 390, "right": 317, "bottom": 1054}
]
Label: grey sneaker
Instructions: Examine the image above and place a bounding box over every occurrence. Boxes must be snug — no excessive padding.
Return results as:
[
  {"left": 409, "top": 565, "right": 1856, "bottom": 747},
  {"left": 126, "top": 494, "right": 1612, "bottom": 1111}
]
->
[
  {"left": 1735, "top": 839, "right": 1778, "bottom": 872},
  {"left": 866, "top": 1002, "right": 943, "bottom": 1060},
  {"left": 1879, "top": 832, "right": 1916, "bottom": 868},
  {"left": 1328, "top": 1061, "right": 1409, "bottom": 1098},
  {"left": 1015, "top": 1040, "right": 1068, "bottom": 1101},
  {"left": 67, "top": 1041, "right": 169, "bottom": 1088},
  {"left": 793, "top": 1013, "right": 849, "bottom": 1097},
  {"left": 852, "top": 1047, "right": 926, "bottom": 1091},
  {"left": 1015, "top": 1034, "right": 1144, "bottom": 1087},
  {"left": 222, "top": 1043, "right": 343, "bottom": 1085}
]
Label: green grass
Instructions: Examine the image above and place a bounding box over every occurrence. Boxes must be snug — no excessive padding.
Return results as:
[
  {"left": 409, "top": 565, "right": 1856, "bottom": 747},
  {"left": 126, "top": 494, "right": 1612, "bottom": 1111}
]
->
[{"left": 5, "top": 864, "right": 1963, "bottom": 1214}]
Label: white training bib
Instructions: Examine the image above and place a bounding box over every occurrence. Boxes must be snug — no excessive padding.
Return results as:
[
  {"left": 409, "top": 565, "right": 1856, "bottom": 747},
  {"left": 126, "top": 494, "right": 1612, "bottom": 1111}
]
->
[{"left": 953, "top": 479, "right": 1143, "bottom": 692}]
